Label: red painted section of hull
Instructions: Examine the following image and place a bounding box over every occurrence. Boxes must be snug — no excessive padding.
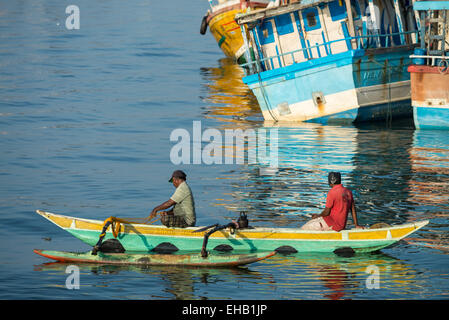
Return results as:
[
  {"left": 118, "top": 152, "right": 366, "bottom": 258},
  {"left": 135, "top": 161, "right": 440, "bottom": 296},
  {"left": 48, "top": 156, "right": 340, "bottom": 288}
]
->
[
  {"left": 407, "top": 65, "right": 445, "bottom": 74},
  {"left": 408, "top": 65, "right": 449, "bottom": 103}
]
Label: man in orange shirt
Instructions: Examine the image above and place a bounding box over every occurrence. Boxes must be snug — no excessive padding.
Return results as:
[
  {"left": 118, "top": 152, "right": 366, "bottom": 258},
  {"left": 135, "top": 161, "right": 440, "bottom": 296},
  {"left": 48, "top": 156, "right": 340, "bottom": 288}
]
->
[{"left": 301, "top": 172, "right": 363, "bottom": 231}]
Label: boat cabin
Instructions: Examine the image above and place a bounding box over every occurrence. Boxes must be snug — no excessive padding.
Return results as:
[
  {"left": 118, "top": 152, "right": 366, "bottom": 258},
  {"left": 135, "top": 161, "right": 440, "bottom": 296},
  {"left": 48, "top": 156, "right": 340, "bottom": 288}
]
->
[
  {"left": 408, "top": 1, "right": 449, "bottom": 129},
  {"left": 237, "top": 0, "right": 419, "bottom": 72},
  {"left": 411, "top": 0, "right": 449, "bottom": 66}
]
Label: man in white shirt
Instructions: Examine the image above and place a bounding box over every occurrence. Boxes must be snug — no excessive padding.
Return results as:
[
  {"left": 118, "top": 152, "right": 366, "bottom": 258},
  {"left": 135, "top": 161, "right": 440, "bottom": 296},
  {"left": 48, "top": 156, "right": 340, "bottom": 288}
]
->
[{"left": 149, "top": 170, "right": 196, "bottom": 228}]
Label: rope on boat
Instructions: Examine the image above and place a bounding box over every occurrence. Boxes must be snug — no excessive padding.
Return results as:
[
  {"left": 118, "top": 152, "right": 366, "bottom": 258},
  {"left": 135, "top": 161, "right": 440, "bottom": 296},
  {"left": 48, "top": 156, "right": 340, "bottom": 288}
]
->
[{"left": 91, "top": 214, "right": 161, "bottom": 255}]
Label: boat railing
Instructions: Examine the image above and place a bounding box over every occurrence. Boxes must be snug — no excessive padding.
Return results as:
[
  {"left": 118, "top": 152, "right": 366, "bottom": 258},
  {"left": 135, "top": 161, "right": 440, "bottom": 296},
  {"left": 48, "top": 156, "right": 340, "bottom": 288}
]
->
[
  {"left": 410, "top": 54, "right": 449, "bottom": 63},
  {"left": 409, "top": 54, "right": 449, "bottom": 72},
  {"left": 240, "top": 30, "right": 419, "bottom": 74}
]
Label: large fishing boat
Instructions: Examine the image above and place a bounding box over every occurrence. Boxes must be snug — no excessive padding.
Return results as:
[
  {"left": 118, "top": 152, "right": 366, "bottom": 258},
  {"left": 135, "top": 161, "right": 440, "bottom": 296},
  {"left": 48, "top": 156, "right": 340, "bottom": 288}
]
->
[
  {"left": 200, "top": 0, "right": 271, "bottom": 63},
  {"left": 235, "top": 0, "right": 420, "bottom": 123},
  {"left": 37, "top": 210, "right": 428, "bottom": 254},
  {"left": 408, "top": 1, "right": 449, "bottom": 129}
]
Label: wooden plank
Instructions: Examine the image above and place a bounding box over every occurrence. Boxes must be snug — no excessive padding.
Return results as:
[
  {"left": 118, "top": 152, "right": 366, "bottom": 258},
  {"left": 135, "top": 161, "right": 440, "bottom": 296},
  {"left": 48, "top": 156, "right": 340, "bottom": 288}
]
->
[{"left": 236, "top": 1, "right": 334, "bottom": 25}]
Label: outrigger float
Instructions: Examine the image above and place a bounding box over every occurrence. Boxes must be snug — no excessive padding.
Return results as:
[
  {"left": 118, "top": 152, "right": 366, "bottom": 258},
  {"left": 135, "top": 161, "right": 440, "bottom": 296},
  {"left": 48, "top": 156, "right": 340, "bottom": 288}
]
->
[
  {"left": 36, "top": 210, "right": 428, "bottom": 254},
  {"left": 33, "top": 249, "right": 275, "bottom": 267}
]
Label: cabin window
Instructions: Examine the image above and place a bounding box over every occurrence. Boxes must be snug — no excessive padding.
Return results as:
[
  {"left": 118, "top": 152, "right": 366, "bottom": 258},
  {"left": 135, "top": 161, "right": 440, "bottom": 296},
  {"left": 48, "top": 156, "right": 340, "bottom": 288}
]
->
[
  {"left": 351, "top": 0, "right": 361, "bottom": 20},
  {"left": 263, "top": 28, "right": 269, "bottom": 38},
  {"left": 302, "top": 8, "right": 321, "bottom": 31},
  {"left": 274, "top": 13, "right": 294, "bottom": 35},
  {"left": 257, "top": 19, "right": 275, "bottom": 44},
  {"left": 329, "top": 0, "right": 347, "bottom": 21},
  {"left": 306, "top": 12, "right": 317, "bottom": 28},
  {"left": 328, "top": 0, "right": 361, "bottom": 21}
]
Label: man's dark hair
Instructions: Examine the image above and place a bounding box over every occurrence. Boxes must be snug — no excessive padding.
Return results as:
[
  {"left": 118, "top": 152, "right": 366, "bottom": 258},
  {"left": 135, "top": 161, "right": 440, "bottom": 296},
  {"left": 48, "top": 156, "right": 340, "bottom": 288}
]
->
[{"left": 328, "top": 172, "right": 341, "bottom": 185}]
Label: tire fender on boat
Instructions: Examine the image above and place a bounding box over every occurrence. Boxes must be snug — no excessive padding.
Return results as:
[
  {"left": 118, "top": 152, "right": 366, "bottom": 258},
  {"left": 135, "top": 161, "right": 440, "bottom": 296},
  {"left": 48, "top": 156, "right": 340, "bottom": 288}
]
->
[{"left": 200, "top": 14, "right": 209, "bottom": 35}]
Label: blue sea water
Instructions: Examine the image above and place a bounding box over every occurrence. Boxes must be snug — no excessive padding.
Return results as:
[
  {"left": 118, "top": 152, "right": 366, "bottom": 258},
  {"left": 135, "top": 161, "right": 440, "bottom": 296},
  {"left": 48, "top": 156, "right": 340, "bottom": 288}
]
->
[{"left": 0, "top": 1, "right": 448, "bottom": 300}]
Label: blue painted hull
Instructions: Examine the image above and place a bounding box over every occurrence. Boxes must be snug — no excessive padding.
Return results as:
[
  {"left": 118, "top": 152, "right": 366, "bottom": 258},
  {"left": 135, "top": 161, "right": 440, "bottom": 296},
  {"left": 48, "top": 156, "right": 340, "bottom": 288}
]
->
[
  {"left": 413, "top": 106, "right": 449, "bottom": 129},
  {"left": 243, "top": 47, "right": 414, "bottom": 123},
  {"left": 409, "top": 64, "right": 449, "bottom": 130},
  {"left": 308, "top": 100, "right": 413, "bottom": 124}
]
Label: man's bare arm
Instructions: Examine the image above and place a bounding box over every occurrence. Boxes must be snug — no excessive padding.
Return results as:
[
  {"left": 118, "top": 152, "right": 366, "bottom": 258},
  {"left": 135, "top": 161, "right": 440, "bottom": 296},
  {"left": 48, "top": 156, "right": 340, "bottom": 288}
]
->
[
  {"left": 351, "top": 202, "right": 364, "bottom": 229},
  {"left": 312, "top": 207, "right": 331, "bottom": 219},
  {"left": 150, "top": 199, "right": 176, "bottom": 218}
]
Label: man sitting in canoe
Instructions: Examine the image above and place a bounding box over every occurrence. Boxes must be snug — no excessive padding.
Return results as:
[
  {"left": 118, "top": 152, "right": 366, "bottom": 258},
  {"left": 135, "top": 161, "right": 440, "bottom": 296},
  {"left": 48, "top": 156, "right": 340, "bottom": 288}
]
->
[
  {"left": 149, "top": 170, "right": 196, "bottom": 228},
  {"left": 301, "top": 172, "right": 363, "bottom": 231}
]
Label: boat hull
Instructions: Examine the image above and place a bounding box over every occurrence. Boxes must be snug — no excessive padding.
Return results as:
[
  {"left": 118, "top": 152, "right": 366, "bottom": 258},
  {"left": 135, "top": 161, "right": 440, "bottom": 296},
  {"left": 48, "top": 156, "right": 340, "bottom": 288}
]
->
[
  {"left": 36, "top": 210, "right": 428, "bottom": 254},
  {"left": 34, "top": 249, "right": 275, "bottom": 267},
  {"left": 408, "top": 65, "right": 449, "bottom": 129},
  {"left": 209, "top": 8, "right": 247, "bottom": 61},
  {"left": 207, "top": 1, "right": 268, "bottom": 62},
  {"left": 243, "top": 47, "right": 414, "bottom": 123}
]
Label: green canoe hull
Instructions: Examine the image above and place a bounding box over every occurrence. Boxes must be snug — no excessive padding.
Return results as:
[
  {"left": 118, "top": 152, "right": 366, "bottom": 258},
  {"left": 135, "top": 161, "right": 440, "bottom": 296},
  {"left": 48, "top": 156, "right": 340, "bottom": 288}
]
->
[{"left": 67, "top": 228, "right": 398, "bottom": 254}]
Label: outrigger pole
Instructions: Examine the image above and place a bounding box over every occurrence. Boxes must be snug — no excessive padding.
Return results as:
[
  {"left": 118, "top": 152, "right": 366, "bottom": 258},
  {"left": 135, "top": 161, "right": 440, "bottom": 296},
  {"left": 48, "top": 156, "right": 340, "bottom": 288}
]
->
[
  {"left": 195, "top": 212, "right": 249, "bottom": 258},
  {"left": 199, "top": 222, "right": 239, "bottom": 258}
]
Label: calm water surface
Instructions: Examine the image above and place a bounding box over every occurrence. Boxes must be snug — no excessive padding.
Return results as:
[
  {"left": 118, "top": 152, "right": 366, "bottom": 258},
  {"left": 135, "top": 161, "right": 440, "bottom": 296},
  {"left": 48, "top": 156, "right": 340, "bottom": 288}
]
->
[{"left": 0, "top": 1, "right": 448, "bottom": 300}]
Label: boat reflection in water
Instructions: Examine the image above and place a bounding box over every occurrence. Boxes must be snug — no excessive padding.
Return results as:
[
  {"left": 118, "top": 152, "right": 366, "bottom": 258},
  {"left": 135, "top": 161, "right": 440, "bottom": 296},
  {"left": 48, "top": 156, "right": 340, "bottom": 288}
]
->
[
  {"left": 34, "top": 260, "right": 272, "bottom": 300},
  {"left": 405, "top": 130, "right": 449, "bottom": 252},
  {"left": 409, "top": 130, "right": 449, "bottom": 211},
  {"left": 200, "top": 57, "right": 261, "bottom": 125},
  {"left": 260, "top": 250, "right": 421, "bottom": 300},
  {"left": 34, "top": 249, "right": 420, "bottom": 300}
]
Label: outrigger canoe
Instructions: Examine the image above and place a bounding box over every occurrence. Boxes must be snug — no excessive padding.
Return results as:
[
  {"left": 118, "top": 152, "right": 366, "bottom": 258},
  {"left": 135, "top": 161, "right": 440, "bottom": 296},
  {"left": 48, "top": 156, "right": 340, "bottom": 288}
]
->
[
  {"left": 36, "top": 210, "right": 429, "bottom": 254},
  {"left": 33, "top": 249, "right": 275, "bottom": 267}
]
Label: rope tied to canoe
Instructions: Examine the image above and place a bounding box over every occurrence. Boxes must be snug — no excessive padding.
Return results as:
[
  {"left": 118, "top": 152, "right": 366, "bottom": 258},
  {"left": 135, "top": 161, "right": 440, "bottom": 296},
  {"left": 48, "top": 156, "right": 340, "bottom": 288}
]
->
[
  {"left": 91, "top": 211, "right": 250, "bottom": 256},
  {"left": 91, "top": 215, "right": 161, "bottom": 255}
]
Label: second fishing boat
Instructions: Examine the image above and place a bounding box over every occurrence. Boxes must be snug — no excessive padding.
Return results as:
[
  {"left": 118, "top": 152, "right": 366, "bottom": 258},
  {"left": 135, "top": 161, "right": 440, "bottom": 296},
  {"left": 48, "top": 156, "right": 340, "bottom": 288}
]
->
[{"left": 236, "top": 0, "right": 420, "bottom": 123}]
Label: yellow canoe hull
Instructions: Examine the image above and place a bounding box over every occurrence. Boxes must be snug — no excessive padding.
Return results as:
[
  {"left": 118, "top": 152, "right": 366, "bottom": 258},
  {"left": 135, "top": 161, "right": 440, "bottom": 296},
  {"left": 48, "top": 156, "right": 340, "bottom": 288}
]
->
[{"left": 36, "top": 210, "right": 429, "bottom": 254}]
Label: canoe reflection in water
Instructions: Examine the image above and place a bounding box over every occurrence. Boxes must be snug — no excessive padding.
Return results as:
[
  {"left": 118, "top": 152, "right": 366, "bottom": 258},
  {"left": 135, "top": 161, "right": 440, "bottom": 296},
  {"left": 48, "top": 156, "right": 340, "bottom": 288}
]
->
[
  {"left": 34, "top": 260, "right": 273, "bottom": 300},
  {"left": 34, "top": 250, "right": 415, "bottom": 300},
  {"left": 258, "top": 250, "right": 419, "bottom": 300}
]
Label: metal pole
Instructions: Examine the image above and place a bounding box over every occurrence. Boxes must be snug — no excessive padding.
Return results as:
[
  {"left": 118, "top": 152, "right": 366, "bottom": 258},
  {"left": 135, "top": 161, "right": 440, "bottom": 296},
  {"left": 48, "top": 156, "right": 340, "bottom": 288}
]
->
[
  {"left": 368, "top": 0, "right": 381, "bottom": 47},
  {"left": 393, "top": 0, "right": 406, "bottom": 44},
  {"left": 344, "top": 0, "right": 357, "bottom": 48},
  {"left": 240, "top": 24, "right": 254, "bottom": 73}
]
